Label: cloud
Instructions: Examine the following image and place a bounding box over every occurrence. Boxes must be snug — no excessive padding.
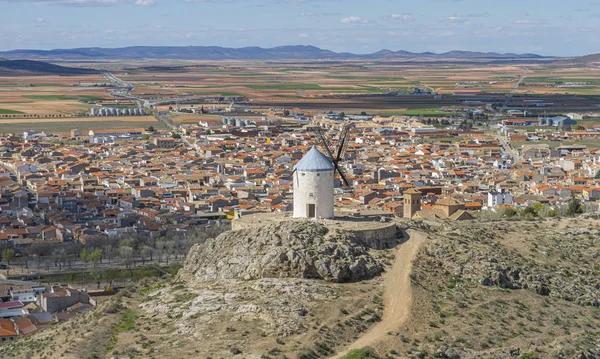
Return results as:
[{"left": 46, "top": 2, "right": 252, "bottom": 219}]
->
[
  {"left": 444, "top": 15, "right": 462, "bottom": 22},
  {"left": 35, "top": 17, "right": 47, "bottom": 23},
  {"left": 466, "top": 12, "right": 490, "bottom": 18},
  {"left": 0, "top": 0, "right": 154, "bottom": 6},
  {"left": 300, "top": 11, "right": 340, "bottom": 17},
  {"left": 340, "top": 16, "right": 367, "bottom": 24},
  {"left": 388, "top": 13, "right": 413, "bottom": 21}
]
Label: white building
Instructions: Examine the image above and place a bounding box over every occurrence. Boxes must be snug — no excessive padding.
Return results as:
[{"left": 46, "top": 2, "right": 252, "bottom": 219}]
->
[
  {"left": 488, "top": 190, "right": 513, "bottom": 207},
  {"left": 293, "top": 146, "right": 335, "bottom": 219},
  {"left": 10, "top": 288, "right": 36, "bottom": 303}
]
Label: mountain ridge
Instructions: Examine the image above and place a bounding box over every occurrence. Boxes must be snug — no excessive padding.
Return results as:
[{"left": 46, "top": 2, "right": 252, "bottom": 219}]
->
[
  {"left": 0, "top": 59, "right": 98, "bottom": 76},
  {"left": 0, "top": 45, "right": 550, "bottom": 60}
]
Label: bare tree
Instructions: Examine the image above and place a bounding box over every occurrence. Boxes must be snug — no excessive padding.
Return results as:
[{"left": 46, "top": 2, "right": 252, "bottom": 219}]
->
[{"left": 119, "top": 246, "right": 134, "bottom": 269}]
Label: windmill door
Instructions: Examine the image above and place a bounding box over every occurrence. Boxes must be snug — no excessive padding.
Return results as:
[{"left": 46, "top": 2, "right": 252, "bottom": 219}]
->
[{"left": 307, "top": 204, "right": 316, "bottom": 218}]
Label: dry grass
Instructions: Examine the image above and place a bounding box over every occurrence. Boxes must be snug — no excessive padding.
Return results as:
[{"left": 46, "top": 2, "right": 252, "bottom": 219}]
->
[{"left": 3, "top": 218, "right": 600, "bottom": 358}]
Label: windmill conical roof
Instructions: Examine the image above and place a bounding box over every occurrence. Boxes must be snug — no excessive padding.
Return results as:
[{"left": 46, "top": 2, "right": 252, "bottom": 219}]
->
[{"left": 294, "top": 146, "right": 334, "bottom": 172}]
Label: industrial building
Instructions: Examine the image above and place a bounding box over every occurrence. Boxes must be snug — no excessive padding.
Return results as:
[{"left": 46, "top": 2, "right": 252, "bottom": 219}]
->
[{"left": 90, "top": 107, "right": 145, "bottom": 117}]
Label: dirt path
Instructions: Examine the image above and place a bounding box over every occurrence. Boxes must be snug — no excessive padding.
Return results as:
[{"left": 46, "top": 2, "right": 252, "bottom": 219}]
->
[{"left": 331, "top": 229, "right": 425, "bottom": 358}]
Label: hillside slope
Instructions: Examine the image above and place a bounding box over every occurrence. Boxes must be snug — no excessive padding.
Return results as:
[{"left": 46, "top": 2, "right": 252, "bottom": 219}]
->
[
  {"left": 3, "top": 218, "right": 600, "bottom": 359},
  {"left": 0, "top": 59, "right": 98, "bottom": 76}
]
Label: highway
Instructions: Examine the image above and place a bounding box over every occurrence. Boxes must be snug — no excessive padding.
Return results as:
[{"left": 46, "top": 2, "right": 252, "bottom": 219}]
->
[
  {"left": 488, "top": 67, "right": 528, "bottom": 127},
  {"left": 102, "top": 71, "right": 177, "bottom": 131},
  {"left": 102, "top": 71, "right": 150, "bottom": 109},
  {"left": 501, "top": 67, "right": 528, "bottom": 111}
]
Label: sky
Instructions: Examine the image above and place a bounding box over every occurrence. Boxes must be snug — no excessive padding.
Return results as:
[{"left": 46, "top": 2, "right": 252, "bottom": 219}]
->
[{"left": 0, "top": 0, "right": 599, "bottom": 56}]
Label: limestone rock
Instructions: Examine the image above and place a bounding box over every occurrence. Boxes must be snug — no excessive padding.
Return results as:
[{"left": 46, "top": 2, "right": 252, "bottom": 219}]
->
[{"left": 179, "top": 221, "right": 384, "bottom": 284}]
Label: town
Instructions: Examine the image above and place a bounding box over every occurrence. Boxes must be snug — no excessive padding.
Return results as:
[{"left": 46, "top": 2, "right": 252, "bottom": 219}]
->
[
  {"left": 1, "top": 104, "right": 599, "bottom": 340},
  {"left": 2, "top": 0, "right": 600, "bottom": 355}
]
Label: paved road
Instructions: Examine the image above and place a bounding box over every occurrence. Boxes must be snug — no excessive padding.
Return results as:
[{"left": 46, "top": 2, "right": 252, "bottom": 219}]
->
[
  {"left": 496, "top": 133, "right": 522, "bottom": 163},
  {"left": 488, "top": 67, "right": 529, "bottom": 127},
  {"left": 0, "top": 276, "right": 42, "bottom": 287},
  {"left": 501, "top": 67, "right": 528, "bottom": 110},
  {"left": 102, "top": 71, "right": 148, "bottom": 109},
  {"left": 103, "top": 71, "right": 179, "bottom": 131}
]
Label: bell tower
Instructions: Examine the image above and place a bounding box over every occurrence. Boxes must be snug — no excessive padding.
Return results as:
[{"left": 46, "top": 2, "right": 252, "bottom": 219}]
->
[{"left": 403, "top": 188, "right": 422, "bottom": 219}]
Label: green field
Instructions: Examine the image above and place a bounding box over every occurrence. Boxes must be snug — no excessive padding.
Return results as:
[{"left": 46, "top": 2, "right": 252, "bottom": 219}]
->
[
  {"left": 275, "top": 94, "right": 303, "bottom": 99},
  {"left": 22, "top": 94, "right": 72, "bottom": 100},
  {"left": 324, "top": 75, "right": 405, "bottom": 81},
  {"left": 0, "top": 108, "right": 24, "bottom": 114},
  {"left": 21, "top": 94, "right": 106, "bottom": 101},
  {"left": 511, "top": 139, "right": 600, "bottom": 149},
  {"left": 228, "top": 73, "right": 279, "bottom": 77},
  {"left": 379, "top": 108, "right": 452, "bottom": 117},
  {"left": 193, "top": 91, "right": 244, "bottom": 97},
  {"left": 0, "top": 83, "right": 65, "bottom": 87},
  {"left": 30, "top": 83, "right": 67, "bottom": 87},
  {"left": 246, "top": 83, "right": 324, "bottom": 90},
  {"left": 524, "top": 77, "right": 600, "bottom": 84},
  {"left": 77, "top": 95, "right": 106, "bottom": 101},
  {"left": 2, "top": 119, "right": 165, "bottom": 135}
]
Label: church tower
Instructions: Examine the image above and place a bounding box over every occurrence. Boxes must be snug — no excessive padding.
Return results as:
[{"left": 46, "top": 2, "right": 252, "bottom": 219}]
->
[
  {"left": 293, "top": 146, "right": 335, "bottom": 219},
  {"left": 403, "top": 188, "right": 422, "bottom": 219}
]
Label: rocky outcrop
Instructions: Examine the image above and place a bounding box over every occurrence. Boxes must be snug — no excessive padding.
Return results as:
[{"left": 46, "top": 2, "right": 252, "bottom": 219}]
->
[
  {"left": 179, "top": 221, "right": 385, "bottom": 284},
  {"left": 426, "top": 222, "right": 600, "bottom": 307}
]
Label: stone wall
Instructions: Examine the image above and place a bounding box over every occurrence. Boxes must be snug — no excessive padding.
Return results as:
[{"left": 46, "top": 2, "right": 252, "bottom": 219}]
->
[
  {"left": 348, "top": 222, "right": 398, "bottom": 250},
  {"left": 232, "top": 217, "right": 399, "bottom": 250}
]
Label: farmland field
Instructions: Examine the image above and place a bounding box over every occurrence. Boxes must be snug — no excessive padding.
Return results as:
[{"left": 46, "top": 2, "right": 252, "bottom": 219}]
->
[
  {"left": 0, "top": 108, "right": 24, "bottom": 114},
  {"left": 0, "top": 74, "right": 112, "bottom": 118},
  {"left": 511, "top": 139, "right": 600, "bottom": 149},
  {"left": 2, "top": 58, "right": 600, "bottom": 134},
  {"left": 0, "top": 116, "right": 163, "bottom": 135}
]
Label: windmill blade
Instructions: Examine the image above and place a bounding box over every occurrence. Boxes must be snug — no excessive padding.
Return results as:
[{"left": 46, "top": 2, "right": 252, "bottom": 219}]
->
[
  {"left": 318, "top": 130, "right": 349, "bottom": 187},
  {"left": 291, "top": 168, "right": 297, "bottom": 186},
  {"left": 335, "top": 165, "right": 350, "bottom": 188},
  {"left": 317, "top": 129, "right": 336, "bottom": 160},
  {"left": 336, "top": 127, "right": 349, "bottom": 161},
  {"left": 315, "top": 127, "right": 351, "bottom": 188},
  {"left": 316, "top": 127, "right": 334, "bottom": 156}
]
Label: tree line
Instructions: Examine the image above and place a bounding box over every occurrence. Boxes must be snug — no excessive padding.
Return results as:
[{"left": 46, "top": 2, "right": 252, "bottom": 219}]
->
[{"left": 0, "top": 223, "right": 230, "bottom": 275}]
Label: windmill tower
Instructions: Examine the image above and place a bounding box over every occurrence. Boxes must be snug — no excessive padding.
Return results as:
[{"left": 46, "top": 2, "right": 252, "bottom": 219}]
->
[{"left": 293, "top": 126, "right": 352, "bottom": 219}]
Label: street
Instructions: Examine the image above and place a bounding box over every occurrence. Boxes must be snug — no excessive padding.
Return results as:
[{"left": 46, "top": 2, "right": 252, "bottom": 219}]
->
[
  {"left": 496, "top": 133, "right": 522, "bottom": 163},
  {"left": 488, "top": 67, "right": 529, "bottom": 127}
]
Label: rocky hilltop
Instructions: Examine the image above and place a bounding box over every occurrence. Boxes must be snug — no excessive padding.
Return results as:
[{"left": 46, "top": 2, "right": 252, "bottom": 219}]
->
[
  {"left": 5, "top": 218, "right": 600, "bottom": 359},
  {"left": 1, "top": 220, "right": 396, "bottom": 359},
  {"left": 179, "top": 221, "right": 389, "bottom": 284}
]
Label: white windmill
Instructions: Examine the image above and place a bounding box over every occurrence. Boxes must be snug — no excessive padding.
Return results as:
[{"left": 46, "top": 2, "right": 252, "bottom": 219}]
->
[{"left": 293, "top": 126, "right": 351, "bottom": 219}]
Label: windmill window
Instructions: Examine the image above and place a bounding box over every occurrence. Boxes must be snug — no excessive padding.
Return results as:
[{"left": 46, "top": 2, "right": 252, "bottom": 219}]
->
[{"left": 317, "top": 174, "right": 320, "bottom": 176}]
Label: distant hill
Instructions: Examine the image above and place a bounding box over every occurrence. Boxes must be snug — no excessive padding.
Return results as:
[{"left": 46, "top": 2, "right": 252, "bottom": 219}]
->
[
  {"left": 0, "top": 59, "right": 98, "bottom": 76},
  {"left": 0, "top": 45, "right": 547, "bottom": 61},
  {"left": 567, "top": 53, "right": 600, "bottom": 64}
]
